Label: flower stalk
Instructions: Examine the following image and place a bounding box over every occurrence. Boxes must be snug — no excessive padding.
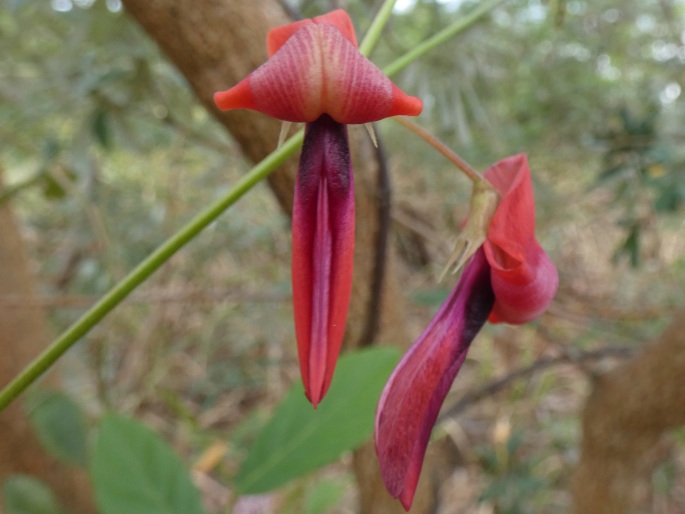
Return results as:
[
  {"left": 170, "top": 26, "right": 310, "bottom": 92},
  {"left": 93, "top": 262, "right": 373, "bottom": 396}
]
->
[{"left": 393, "top": 116, "right": 488, "bottom": 186}]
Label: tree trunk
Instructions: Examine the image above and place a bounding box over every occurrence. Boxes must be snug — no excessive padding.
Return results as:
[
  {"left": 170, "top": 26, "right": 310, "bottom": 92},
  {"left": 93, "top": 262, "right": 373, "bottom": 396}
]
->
[
  {"left": 0, "top": 176, "right": 96, "bottom": 514},
  {"left": 119, "top": 0, "right": 453, "bottom": 511},
  {"left": 572, "top": 311, "right": 685, "bottom": 514}
]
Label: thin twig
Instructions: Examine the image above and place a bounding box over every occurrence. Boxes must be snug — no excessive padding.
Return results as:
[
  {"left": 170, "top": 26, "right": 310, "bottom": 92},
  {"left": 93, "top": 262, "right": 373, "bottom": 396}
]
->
[
  {"left": 393, "top": 116, "right": 488, "bottom": 186},
  {"left": 358, "top": 124, "right": 391, "bottom": 348},
  {"left": 438, "top": 345, "right": 635, "bottom": 422}
]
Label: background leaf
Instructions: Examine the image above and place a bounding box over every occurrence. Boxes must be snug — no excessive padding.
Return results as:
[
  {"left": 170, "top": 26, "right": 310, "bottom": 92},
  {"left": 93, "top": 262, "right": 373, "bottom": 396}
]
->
[
  {"left": 304, "top": 478, "right": 346, "bottom": 514},
  {"left": 90, "top": 414, "right": 205, "bottom": 514},
  {"left": 2, "top": 475, "right": 65, "bottom": 514},
  {"left": 25, "top": 390, "right": 88, "bottom": 467},
  {"left": 234, "top": 346, "right": 400, "bottom": 494}
]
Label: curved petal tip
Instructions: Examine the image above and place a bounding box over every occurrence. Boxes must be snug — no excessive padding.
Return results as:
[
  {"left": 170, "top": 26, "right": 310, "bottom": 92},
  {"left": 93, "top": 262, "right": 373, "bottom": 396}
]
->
[
  {"left": 375, "top": 250, "right": 494, "bottom": 510},
  {"left": 214, "top": 79, "right": 255, "bottom": 112}
]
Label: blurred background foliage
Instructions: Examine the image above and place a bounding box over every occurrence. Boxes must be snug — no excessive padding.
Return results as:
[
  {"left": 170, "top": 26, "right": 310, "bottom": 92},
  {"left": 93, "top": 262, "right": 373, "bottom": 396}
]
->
[{"left": 1, "top": 0, "right": 684, "bottom": 512}]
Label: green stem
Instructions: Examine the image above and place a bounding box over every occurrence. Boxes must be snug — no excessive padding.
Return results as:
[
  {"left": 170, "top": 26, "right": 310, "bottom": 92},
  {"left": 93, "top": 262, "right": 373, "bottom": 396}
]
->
[
  {"left": 383, "top": 0, "right": 507, "bottom": 77},
  {"left": 0, "top": 132, "right": 303, "bottom": 411},
  {"left": 358, "top": 0, "right": 397, "bottom": 56}
]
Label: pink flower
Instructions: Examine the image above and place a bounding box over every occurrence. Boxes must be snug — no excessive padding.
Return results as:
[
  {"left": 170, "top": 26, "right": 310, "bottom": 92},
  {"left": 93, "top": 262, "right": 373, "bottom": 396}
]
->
[
  {"left": 214, "top": 10, "right": 422, "bottom": 406},
  {"left": 375, "top": 154, "right": 558, "bottom": 509}
]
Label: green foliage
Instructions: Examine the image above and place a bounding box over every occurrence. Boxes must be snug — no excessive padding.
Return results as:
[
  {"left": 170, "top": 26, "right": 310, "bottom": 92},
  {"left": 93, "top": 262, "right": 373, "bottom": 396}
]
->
[
  {"left": 2, "top": 0, "right": 685, "bottom": 511},
  {"left": 25, "top": 389, "right": 89, "bottom": 467},
  {"left": 2, "top": 475, "right": 65, "bottom": 514},
  {"left": 594, "top": 102, "right": 685, "bottom": 266},
  {"left": 90, "top": 414, "right": 206, "bottom": 514},
  {"left": 477, "top": 431, "right": 549, "bottom": 514},
  {"left": 234, "top": 347, "right": 400, "bottom": 494},
  {"left": 303, "top": 477, "right": 347, "bottom": 514}
]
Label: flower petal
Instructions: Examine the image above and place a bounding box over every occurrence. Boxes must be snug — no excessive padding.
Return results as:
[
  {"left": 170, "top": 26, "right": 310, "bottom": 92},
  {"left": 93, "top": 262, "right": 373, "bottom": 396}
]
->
[
  {"left": 483, "top": 154, "right": 535, "bottom": 265},
  {"left": 214, "top": 19, "right": 422, "bottom": 123},
  {"left": 482, "top": 154, "right": 558, "bottom": 324},
  {"left": 375, "top": 249, "right": 494, "bottom": 510},
  {"left": 487, "top": 240, "right": 558, "bottom": 323},
  {"left": 291, "top": 115, "right": 355, "bottom": 407},
  {"left": 267, "top": 9, "right": 358, "bottom": 56}
]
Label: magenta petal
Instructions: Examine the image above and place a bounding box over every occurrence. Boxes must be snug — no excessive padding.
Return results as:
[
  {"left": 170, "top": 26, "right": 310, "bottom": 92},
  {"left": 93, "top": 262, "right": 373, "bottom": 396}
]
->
[
  {"left": 374, "top": 249, "right": 494, "bottom": 510},
  {"left": 292, "top": 115, "right": 355, "bottom": 407}
]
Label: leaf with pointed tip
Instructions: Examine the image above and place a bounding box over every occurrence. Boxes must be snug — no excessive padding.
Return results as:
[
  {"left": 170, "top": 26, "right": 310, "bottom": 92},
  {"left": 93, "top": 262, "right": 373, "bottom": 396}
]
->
[
  {"left": 3, "top": 475, "right": 64, "bottom": 514},
  {"left": 234, "top": 347, "right": 400, "bottom": 494},
  {"left": 25, "top": 389, "right": 88, "bottom": 467},
  {"left": 91, "top": 414, "right": 205, "bottom": 514}
]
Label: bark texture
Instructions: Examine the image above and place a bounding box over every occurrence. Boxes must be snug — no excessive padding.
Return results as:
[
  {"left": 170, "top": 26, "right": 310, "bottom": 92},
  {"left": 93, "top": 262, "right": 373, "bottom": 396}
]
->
[
  {"left": 119, "top": 1, "right": 453, "bottom": 512},
  {"left": 572, "top": 311, "right": 685, "bottom": 514},
  {"left": 0, "top": 176, "right": 96, "bottom": 514}
]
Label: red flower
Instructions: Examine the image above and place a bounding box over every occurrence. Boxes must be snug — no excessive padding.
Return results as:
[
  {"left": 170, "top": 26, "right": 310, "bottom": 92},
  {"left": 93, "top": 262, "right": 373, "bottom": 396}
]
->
[
  {"left": 483, "top": 155, "right": 558, "bottom": 324},
  {"left": 214, "top": 10, "right": 422, "bottom": 124},
  {"left": 214, "top": 10, "right": 422, "bottom": 406},
  {"left": 375, "top": 154, "right": 558, "bottom": 510}
]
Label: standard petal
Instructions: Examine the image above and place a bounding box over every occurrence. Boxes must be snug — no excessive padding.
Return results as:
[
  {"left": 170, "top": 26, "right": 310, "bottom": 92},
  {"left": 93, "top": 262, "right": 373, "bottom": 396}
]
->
[
  {"left": 482, "top": 154, "right": 558, "bottom": 324},
  {"left": 215, "top": 21, "right": 422, "bottom": 123},
  {"left": 214, "top": 24, "right": 324, "bottom": 122},
  {"left": 483, "top": 154, "right": 535, "bottom": 264},
  {"left": 292, "top": 115, "right": 355, "bottom": 407},
  {"left": 319, "top": 25, "right": 423, "bottom": 124},
  {"left": 375, "top": 249, "right": 494, "bottom": 510}
]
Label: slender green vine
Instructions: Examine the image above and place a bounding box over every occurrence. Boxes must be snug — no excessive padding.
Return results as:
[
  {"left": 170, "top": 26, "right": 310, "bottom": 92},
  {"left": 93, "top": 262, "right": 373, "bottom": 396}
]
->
[
  {"left": 358, "top": 0, "right": 397, "bottom": 56},
  {"left": 383, "top": 0, "right": 506, "bottom": 77}
]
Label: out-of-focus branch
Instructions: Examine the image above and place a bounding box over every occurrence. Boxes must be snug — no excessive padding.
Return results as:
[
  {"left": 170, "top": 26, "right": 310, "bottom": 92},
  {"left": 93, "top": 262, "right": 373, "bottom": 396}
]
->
[
  {"left": 572, "top": 309, "right": 685, "bottom": 514},
  {"left": 438, "top": 345, "right": 634, "bottom": 422}
]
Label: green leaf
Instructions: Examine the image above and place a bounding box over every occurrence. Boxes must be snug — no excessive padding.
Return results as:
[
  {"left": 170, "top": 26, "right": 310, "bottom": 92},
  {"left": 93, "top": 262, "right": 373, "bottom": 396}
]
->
[
  {"left": 654, "top": 182, "right": 683, "bottom": 213},
  {"left": 3, "top": 474, "right": 64, "bottom": 514},
  {"left": 612, "top": 222, "right": 641, "bottom": 268},
  {"left": 25, "top": 389, "right": 88, "bottom": 466},
  {"left": 234, "top": 346, "right": 400, "bottom": 494},
  {"left": 304, "top": 478, "right": 346, "bottom": 514},
  {"left": 91, "top": 108, "right": 112, "bottom": 150},
  {"left": 90, "top": 414, "right": 206, "bottom": 514}
]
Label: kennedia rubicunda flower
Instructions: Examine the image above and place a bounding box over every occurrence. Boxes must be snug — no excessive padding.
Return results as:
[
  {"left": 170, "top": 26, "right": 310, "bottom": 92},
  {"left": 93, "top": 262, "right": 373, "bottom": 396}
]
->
[
  {"left": 213, "top": 10, "right": 422, "bottom": 407},
  {"left": 375, "top": 154, "right": 558, "bottom": 510}
]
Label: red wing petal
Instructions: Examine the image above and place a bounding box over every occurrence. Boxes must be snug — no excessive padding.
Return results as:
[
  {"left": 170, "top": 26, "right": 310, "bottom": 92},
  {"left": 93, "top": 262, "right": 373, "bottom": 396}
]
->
[
  {"left": 375, "top": 249, "right": 494, "bottom": 510},
  {"left": 292, "top": 116, "right": 355, "bottom": 407}
]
